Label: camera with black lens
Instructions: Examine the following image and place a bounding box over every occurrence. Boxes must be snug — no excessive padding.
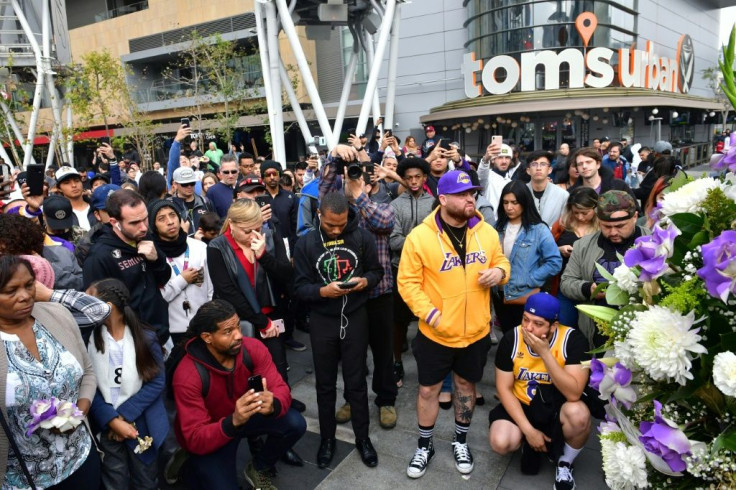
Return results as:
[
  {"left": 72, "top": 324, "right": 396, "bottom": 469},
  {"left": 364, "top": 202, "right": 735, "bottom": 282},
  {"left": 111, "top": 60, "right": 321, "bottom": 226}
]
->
[{"left": 334, "top": 158, "right": 364, "bottom": 181}]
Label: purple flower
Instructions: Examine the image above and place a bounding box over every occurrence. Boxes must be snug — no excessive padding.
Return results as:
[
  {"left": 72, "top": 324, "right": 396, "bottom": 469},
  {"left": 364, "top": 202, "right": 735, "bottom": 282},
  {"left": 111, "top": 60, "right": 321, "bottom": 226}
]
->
[
  {"left": 624, "top": 223, "right": 680, "bottom": 281},
  {"left": 639, "top": 400, "right": 692, "bottom": 473},
  {"left": 589, "top": 358, "right": 606, "bottom": 391},
  {"left": 710, "top": 134, "right": 736, "bottom": 172},
  {"left": 697, "top": 230, "right": 736, "bottom": 304},
  {"left": 26, "top": 398, "right": 58, "bottom": 437},
  {"left": 589, "top": 359, "right": 637, "bottom": 408}
]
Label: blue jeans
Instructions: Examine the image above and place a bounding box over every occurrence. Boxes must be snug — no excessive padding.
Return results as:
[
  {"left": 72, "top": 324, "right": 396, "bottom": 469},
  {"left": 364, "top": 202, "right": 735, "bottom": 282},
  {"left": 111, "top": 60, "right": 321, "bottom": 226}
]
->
[
  {"left": 441, "top": 373, "right": 453, "bottom": 393},
  {"left": 558, "top": 291, "right": 579, "bottom": 328},
  {"left": 188, "top": 408, "right": 306, "bottom": 489}
]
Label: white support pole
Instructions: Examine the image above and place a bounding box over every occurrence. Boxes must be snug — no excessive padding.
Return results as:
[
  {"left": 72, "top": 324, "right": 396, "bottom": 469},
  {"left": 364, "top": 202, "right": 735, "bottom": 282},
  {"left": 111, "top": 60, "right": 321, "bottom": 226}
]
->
[
  {"left": 274, "top": 0, "right": 335, "bottom": 148},
  {"left": 66, "top": 105, "right": 74, "bottom": 164},
  {"left": 332, "top": 49, "right": 359, "bottom": 141},
  {"left": 41, "top": 0, "right": 65, "bottom": 167},
  {"left": 356, "top": 0, "right": 396, "bottom": 137},
  {"left": 0, "top": 100, "right": 25, "bottom": 145},
  {"left": 361, "top": 30, "right": 382, "bottom": 132},
  {"left": 0, "top": 142, "right": 14, "bottom": 170},
  {"left": 383, "top": 4, "right": 401, "bottom": 132},
  {"left": 278, "top": 61, "right": 316, "bottom": 154},
  {"left": 264, "top": 1, "right": 285, "bottom": 164},
  {"left": 11, "top": 0, "right": 43, "bottom": 168},
  {"left": 254, "top": 2, "right": 278, "bottom": 159}
]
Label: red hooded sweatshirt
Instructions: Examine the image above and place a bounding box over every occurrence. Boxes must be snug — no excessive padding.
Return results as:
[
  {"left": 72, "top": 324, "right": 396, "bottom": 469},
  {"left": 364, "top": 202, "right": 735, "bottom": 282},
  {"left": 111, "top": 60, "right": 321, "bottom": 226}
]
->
[{"left": 173, "top": 337, "right": 291, "bottom": 455}]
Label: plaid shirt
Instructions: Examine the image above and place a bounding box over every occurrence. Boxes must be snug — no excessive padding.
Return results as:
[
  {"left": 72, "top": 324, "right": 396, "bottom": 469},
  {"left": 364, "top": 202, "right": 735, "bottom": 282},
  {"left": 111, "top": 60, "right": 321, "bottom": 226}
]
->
[
  {"left": 50, "top": 289, "right": 111, "bottom": 329},
  {"left": 319, "top": 156, "right": 395, "bottom": 298}
]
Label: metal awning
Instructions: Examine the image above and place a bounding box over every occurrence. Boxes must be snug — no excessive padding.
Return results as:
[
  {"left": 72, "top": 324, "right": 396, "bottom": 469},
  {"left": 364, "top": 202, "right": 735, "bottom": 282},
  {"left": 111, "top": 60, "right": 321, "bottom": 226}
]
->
[{"left": 420, "top": 87, "right": 723, "bottom": 123}]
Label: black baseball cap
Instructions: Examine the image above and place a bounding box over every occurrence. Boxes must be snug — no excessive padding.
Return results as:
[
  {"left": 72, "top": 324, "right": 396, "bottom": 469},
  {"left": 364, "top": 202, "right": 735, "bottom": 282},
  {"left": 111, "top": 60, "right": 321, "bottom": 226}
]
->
[{"left": 42, "top": 195, "right": 74, "bottom": 229}]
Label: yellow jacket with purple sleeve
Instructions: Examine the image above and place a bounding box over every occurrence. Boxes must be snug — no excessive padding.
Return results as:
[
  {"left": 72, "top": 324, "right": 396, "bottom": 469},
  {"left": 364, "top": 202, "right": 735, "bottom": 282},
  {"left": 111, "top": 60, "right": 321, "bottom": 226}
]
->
[{"left": 397, "top": 208, "right": 510, "bottom": 348}]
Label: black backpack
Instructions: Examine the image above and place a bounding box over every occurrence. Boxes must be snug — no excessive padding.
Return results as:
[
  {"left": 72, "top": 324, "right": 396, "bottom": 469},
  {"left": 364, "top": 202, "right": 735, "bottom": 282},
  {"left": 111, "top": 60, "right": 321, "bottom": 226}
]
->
[{"left": 165, "top": 343, "right": 253, "bottom": 399}]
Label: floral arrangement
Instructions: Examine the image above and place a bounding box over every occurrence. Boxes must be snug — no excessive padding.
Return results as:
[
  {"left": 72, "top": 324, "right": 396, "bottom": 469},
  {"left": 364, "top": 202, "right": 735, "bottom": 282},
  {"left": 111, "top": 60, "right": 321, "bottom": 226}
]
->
[
  {"left": 26, "top": 398, "right": 84, "bottom": 437},
  {"left": 134, "top": 435, "right": 153, "bottom": 454},
  {"left": 578, "top": 26, "right": 736, "bottom": 487}
]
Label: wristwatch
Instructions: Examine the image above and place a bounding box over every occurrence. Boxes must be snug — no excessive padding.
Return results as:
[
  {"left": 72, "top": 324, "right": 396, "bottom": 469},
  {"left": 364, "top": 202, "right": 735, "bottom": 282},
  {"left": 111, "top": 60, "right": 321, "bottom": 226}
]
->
[
  {"left": 355, "top": 146, "right": 365, "bottom": 152},
  {"left": 495, "top": 267, "right": 507, "bottom": 281}
]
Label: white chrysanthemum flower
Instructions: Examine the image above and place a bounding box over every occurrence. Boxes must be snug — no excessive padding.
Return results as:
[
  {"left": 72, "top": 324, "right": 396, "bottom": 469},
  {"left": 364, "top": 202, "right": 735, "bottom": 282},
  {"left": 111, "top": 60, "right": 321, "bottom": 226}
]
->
[
  {"left": 660, "top": 177, "right": 723, "bottom": 217},
  {"left": 602, "top": 440, "right": 650, "bottom": 489},
  {"left": 614, "top": 339, "right": 638, "bottom": 369},
  {"left": 613, "top": 264, "right": 639, "bottom": 293},
  {"left": 627, "top": 306, "right": 707, "bottom": 385},
  {"left": 713, "top": 351, "right": 736, "bottom": 397}
]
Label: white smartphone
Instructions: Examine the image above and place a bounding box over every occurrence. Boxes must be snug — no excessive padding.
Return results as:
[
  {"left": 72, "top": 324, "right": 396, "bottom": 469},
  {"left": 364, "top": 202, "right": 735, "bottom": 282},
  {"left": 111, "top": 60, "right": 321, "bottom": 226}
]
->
[
  {"left": 491, "top": 135, "right": 503, "bottom": 147},
  {"left": 262, "top": 319, "right": 286, "bottom": 338}
]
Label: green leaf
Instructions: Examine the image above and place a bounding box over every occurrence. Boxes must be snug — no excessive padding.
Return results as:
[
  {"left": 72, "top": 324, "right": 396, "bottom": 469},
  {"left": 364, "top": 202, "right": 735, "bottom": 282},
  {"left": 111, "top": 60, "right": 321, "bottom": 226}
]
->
[
  {"left": 712, "top": 427, "right": 736, "bottom": 452},
  {"left": 576, "top": 304, "right": 618, "bottom": 323},
  {"left": 605, "top": 283, "right": 629, "bottom": 306},
  {"left": 668, "top": 213, "right": 705, "bottom": 235},
  {"left": 689, "top": 230, "right": 711, "bottom": 248},
  {"left": 594, "top": 262, "right": 616, "bottom": 282}
]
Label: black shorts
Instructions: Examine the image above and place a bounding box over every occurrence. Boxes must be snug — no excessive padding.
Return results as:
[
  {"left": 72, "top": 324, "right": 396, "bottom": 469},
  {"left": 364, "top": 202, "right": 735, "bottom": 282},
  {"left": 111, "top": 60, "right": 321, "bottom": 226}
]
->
[
  {"left": 412, "top": 330, "right": 491, "bottom": 386},
  {"left": 488, "top": 402, "right": 535, "bottom": 427}
]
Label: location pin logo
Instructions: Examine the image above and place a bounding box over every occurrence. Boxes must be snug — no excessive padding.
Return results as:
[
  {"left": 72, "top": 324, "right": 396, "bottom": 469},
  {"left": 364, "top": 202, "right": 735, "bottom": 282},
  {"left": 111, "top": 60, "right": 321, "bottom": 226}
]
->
[{"left": 575, "top": 12, "right": 598, "bottom": 48}]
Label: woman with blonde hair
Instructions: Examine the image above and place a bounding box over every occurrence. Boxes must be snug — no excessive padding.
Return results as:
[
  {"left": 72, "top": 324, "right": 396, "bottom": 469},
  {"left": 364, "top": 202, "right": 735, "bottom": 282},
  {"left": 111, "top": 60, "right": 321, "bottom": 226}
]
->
[
  {"left": 206, "top": 199, "right": 305, "bottom": 461},
  {"left": 402, "top": 135, "right": 421, "bottom": 157},
  {"left": 551, "top": 187, "right": 599, "bottom": 327},
  {"left": 207, "top": 201, "right": 295, "bottom": 381}
]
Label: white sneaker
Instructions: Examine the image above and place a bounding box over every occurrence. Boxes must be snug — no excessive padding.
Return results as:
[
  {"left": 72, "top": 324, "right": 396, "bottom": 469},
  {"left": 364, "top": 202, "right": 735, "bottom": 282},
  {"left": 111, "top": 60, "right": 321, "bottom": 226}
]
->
[
  {"left": 406, "top": 443, "right": 434, "bottom": 479},
  {"left": 452, "top": 436, "right": 474, "bottom": 474}
]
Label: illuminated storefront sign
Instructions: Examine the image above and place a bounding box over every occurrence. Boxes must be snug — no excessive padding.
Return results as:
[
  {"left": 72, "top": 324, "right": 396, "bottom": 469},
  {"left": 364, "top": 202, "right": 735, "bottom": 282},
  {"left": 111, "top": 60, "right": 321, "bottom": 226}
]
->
[{"left": 461, "top": 12, "right": 694, "bottom": 98}]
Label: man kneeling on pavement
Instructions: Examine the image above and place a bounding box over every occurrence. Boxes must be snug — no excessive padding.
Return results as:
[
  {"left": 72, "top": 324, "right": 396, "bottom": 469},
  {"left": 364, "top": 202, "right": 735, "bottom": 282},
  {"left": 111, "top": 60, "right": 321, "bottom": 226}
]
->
[
  {"left": 489, "top": 293, "right": 591, "bottom": 490},
  {"left": 172, "top": 299, "right": 306, "bottom": 490}
]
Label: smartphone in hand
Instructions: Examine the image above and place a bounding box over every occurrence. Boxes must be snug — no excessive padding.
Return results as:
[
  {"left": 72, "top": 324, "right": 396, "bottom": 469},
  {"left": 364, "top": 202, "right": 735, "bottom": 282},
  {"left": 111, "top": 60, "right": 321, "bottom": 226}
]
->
[
  {"left": 26, "top": 164, "right": 45, "bottom": 196},
  {"left": 248, "top": 374, "right": 264, "bottom": 393},
  {"left": 338, "top": 281, "right": 358, "bottom": 290}
]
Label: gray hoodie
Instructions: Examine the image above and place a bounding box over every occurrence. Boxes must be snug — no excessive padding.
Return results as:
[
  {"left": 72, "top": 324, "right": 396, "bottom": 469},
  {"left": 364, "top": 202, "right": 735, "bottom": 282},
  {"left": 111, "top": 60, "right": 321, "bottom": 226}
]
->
[{"left": 389, "top": 190, "right": 435, "bottom": 268}]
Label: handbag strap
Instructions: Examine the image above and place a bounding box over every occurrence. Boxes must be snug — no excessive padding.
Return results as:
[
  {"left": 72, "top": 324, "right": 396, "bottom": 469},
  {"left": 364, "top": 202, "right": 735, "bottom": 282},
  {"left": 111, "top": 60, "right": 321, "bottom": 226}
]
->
[{"left": 0, "top": 409, "right": 36, "bottom": 490}]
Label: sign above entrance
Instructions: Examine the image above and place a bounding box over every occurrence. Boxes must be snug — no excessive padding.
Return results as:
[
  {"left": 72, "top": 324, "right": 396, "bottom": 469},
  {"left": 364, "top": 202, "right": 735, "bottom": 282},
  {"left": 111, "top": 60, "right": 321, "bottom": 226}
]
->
[{"left": 461, "top": 12, "right": 694, "bottom": 99}]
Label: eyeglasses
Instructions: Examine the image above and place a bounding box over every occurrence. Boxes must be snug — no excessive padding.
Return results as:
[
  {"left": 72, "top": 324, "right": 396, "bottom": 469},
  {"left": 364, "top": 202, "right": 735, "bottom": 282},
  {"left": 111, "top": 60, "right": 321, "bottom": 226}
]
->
[
  {"left": 179, "top": 182, "right": 196, "bottom": 187},
  {"left": 221, "top": 170, "right": 238, "bottom": 175},
  {"left": 263, "top": 171, "right": 279, "bottom": 178},
  {"left": 529, "top": 161, "right": 550, "bottom": 168}
]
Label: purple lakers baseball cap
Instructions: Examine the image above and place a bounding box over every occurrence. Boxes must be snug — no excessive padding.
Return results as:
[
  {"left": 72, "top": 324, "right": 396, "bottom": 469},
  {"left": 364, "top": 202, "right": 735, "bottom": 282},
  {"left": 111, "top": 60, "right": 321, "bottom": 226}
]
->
[{"left": 437, "top": 170, "right": 482, "bottom": 195}]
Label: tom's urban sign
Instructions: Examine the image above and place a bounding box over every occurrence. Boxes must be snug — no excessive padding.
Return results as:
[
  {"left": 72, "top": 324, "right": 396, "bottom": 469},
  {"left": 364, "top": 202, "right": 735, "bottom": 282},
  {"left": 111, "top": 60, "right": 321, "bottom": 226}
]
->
[{"left": 462, "top": 12, "right": 694, "bottom": 98}]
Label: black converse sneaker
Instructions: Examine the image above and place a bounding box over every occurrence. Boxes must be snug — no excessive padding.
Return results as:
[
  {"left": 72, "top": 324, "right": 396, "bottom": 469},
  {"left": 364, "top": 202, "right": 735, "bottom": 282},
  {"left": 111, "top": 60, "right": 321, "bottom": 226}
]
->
[
  {"left": 554, "top": 461, "right": 576, "bottom": 490},
  {"left": 451, "top": 434, "right": 474, "bottom": 474},
  {"left": 406, "top": 441, "right": 434, "bottom": 479}
]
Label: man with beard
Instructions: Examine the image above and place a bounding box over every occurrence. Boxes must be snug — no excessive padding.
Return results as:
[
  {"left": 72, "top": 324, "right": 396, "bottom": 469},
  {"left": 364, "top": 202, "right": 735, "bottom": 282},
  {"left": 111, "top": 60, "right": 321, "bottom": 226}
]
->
[
  {"left": 172, "top": 300, "right": 306, "bottom": 489},
  {"left": 293, "top": 191, "right": 384, "bottom": 469},
  {"left": 150, "top": 199, "right": 213, "bottom": 346},
  {"left": 83, "top": 189, "right": 172, "bottom": 344},
  {"left": 477, "top": 142, "right": 512, "bottom": 220},
  {"left": 260, "top": 160, "right": 298, "bottom": 254},
  {"left": 207, "top": 155, "right": 240, "bottom": 218},
  {"left": 560, "top": 191, "right": 649, "bottom": 349},
  {"left": 398, "top": 170, "right": 509, "bottom": 479},
  {"left": 170, "top": 167, "right": 215, "bottom": 237}
]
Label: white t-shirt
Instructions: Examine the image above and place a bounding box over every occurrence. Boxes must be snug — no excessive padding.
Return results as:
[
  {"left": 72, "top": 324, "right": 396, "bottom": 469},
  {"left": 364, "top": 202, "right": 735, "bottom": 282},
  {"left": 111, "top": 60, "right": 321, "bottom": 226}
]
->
[
  {"left": 72, "top": 205, "right": 91, "bottom": 231},
  {"left": 503, "top": 222, "right": 522, "bottom": 256}
]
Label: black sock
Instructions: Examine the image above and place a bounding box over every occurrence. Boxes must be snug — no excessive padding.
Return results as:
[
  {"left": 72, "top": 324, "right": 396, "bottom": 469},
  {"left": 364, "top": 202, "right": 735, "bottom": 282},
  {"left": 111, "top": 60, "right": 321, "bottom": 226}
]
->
[
  {"left": 455, "top": 420, "right": 470, "bottom": 444},
  {"left": 418, "top": 424, "right": 434, "bottom": 449}
]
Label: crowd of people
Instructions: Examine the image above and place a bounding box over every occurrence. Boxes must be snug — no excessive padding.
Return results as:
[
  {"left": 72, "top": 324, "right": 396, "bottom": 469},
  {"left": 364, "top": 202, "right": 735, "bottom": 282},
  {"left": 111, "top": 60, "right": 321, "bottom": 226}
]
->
[{"left": 0, "top": 122, "right": 687, "bottom": 490}]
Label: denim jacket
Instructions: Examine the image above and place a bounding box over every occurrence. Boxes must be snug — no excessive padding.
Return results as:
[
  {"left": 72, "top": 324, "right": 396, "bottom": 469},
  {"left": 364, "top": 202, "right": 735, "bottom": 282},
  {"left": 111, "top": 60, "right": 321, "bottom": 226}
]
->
[{"left": 500, "top": 223, "right": 562, "bottom": 301}]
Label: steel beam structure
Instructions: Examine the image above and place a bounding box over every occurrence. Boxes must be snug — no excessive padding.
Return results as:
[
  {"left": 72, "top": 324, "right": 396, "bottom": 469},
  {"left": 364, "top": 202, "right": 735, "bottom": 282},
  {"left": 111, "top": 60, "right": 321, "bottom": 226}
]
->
[
  {"left": 256, "top": 0, "right": 401, "bottom": 159},
  {"left": 1, "top": 0, "right": 69, "bottom": 169}
]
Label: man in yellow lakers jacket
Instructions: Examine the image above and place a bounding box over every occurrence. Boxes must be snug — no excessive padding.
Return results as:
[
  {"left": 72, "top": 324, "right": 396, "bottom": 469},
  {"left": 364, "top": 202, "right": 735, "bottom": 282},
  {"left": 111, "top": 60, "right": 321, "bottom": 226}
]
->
[
  {"left": 398, "top": 170, "right": 510, "bottom": 479},
  {"left": 489, "top": 293, "right": 591, "bottom": 490}
]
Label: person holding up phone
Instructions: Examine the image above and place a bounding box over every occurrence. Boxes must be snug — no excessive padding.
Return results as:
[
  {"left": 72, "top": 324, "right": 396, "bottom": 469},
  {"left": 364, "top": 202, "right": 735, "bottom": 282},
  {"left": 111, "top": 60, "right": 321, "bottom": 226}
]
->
[{"left": 171, "top": 300, "right": 306, "bottom": 490}]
